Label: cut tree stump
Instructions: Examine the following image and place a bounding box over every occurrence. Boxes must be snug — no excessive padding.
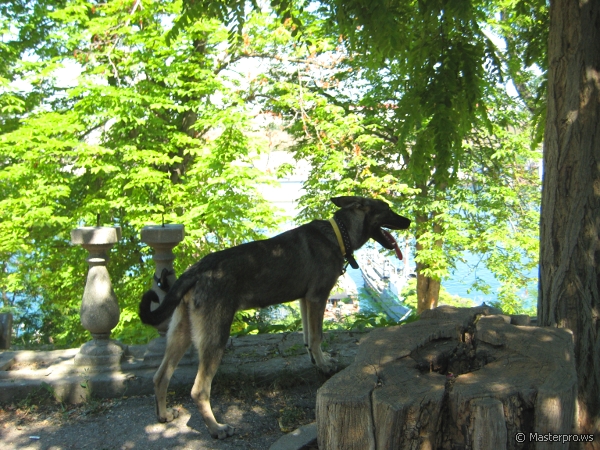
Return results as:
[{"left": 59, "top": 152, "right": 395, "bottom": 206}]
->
[{"left": 316, "top": 305, "right": 577, "bottom": 450}]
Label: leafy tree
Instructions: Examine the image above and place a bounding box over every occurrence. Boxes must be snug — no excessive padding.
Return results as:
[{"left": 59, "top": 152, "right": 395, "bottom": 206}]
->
[
  {"left": 181, "top": 0, "right": 599, "bottom": 438},
  {"left": 235, "top": 4, "right": 539, "bottom": 315},
  {"left": 0, "top": 0, "right": 281, "bottom": 347}
]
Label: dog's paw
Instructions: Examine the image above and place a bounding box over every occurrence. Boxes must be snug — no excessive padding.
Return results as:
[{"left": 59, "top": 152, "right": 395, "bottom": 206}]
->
[
  {"left": 318, "top": 362, "right": 337, "bottom": 375},
  {"left": 157, "top": 407, "right": 179, "bottom": 423},
  {"left": 210, "top": 423, "right": 235, "bottom": 439},
  {"left": 317, "top": 353, "right": 338, "bottom": 375}
]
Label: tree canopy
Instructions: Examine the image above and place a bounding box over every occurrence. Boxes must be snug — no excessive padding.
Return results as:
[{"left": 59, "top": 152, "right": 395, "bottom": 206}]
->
[
  {"left": 229, "top": 0, "right": 543, "bottom": 311},
  {"left": 1, "top": 0, "right": 543, "bottom": 347},
  {"left": 1, "top": 0, "right": 282, "bottom": 346}
]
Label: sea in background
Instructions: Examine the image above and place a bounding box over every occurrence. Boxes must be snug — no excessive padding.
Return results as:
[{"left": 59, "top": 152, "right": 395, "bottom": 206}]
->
[{"left": 348, "top": 247, "right": 538, "bottom": 311}]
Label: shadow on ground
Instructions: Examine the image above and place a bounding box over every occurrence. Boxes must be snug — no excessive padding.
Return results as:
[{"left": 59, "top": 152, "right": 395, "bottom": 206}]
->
[
  {"left": 0, "top": 376, "right": 323, "bottom": 450},
  {"left": 0, "top": 331, "right": 364, "bottom": 450}
]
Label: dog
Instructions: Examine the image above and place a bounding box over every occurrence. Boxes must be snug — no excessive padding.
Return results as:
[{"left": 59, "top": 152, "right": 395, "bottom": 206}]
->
[{"left": 138, "top": 196, "right": 411, "bottom": 439}]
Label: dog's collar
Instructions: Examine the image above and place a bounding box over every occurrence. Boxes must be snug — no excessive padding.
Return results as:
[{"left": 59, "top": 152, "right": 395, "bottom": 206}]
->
[{"left": 328, "top": 218, "right": 359, "bottom": 270}]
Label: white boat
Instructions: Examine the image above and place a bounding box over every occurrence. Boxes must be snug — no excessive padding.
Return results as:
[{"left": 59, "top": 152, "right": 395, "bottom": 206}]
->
[{"left": 359, "top": 248, "right": 414, "bottom": 321}]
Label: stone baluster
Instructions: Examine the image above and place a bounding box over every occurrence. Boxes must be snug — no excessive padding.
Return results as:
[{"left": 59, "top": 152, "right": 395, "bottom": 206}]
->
[
  {"left": 140, "top": 224, "right": 185, "bottom": 361},
  {"left": 71, "top": 226, "right": 126, "bottom": 366}
]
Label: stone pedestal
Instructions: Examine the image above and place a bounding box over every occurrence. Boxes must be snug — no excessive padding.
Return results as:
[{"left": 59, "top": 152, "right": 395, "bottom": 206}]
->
[
  {"left": 140, "top": 224, "right": 185, "bottom": 361},
  {"left": 71, "top": 226, "right": 126, "bottom": 366}
]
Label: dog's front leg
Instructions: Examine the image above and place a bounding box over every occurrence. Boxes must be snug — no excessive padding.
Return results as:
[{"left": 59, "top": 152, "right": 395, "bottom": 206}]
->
[
  {"left": 305, "top": 297, "right": 336, "bottom": 374},
  {"left": 299, "top": 298, "right": 313, "bottom": 362}
]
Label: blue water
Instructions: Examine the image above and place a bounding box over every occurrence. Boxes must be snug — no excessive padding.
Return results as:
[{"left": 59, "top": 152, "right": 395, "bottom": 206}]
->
[
  {"left": 445, "top": 254, "right": 537, "bottom": 309},
  {"left": 349, "top": 246, "right": 537, "bottom": 310}
]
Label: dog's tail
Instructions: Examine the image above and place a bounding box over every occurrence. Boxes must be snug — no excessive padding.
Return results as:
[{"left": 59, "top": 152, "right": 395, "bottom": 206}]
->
[{"left": 138, "top": 270, "right": 197, "bottom": 326}]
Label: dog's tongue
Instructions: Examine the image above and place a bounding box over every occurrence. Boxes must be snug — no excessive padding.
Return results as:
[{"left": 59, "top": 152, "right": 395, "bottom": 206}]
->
[{"left": 381, "top": 229, "right": 403, "bottom": 260}]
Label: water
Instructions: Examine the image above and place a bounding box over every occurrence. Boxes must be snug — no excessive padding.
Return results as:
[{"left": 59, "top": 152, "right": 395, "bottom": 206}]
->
[
  {"left": 444, "top": 254, "right": 537, "bottom": 307},
  {"left": 335, "top": 245, "right": 537, "bottom": 311}
]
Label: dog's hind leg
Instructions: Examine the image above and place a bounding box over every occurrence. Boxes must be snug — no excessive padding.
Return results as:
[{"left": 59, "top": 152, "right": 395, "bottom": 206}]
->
[
  {"left": 305, "top": 296, "right": 335, "bottom": 374},
  {"left": 153, "top": 301, "right": 191, "bottom": 423},
  {"left": 189, "top": 309, "right": 235, "bottom": 439}
]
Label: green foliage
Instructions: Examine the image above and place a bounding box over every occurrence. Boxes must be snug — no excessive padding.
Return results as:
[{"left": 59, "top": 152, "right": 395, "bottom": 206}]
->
[
  {"left": 0, "top": 0, "right": 282, "bottom": 347},
  {"left": 401, "top": 278, "right": 474, "bottom": 310},
  {"left": 169, "top": 0, "right": 543, "bottom": 318},
  {"left": 231, "top": 304, "right": 303, "bottom": 336},
  {"left": 231, "top": 298, "right": 419, "bottom": 336},
  {"left": 243, "top": 1, "right": 541, "bottom": 313},
  {"left": 1, "top": 0, "right": 546, "bottom": 348},
  {"left": 491, "top": 0, "right": 549, "bottom": 146},
  {"left": 326, "top": 309, "right": 420, "bottom": 332}
]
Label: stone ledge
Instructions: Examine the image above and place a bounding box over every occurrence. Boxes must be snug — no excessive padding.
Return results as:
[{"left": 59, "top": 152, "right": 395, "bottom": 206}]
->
[
  {"left": 0, "top": 330, "right": 365, "bottom": 405},
  {"left": 269, "top": 423, "right": 317, "bottom": 450},
  {"left": 70, "top": 226, "right": 122, "bottom": 245}
]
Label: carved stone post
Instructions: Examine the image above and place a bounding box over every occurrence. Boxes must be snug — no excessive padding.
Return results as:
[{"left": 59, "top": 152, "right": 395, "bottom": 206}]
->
[
  {"left": 140, "top": 224, "right": 185, "bottom": 361},
  {"left": 71, "top": 226, "right": 126, "bottom": 366}
]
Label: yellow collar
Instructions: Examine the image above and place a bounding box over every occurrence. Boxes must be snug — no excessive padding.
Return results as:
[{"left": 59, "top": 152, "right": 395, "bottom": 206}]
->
[{"left": 328, "top": 218, "right": 346, "bottom": 256}]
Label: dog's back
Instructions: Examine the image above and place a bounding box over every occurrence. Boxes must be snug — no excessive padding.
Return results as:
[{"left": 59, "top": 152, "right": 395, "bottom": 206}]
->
[{"left": 140, "top": 220, "right": 343, "bottom": 325}]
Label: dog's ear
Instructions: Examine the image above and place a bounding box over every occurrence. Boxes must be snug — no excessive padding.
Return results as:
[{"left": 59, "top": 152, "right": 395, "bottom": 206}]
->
[{"left": 331, "top": 196, "right": 365, "bottom": 209}]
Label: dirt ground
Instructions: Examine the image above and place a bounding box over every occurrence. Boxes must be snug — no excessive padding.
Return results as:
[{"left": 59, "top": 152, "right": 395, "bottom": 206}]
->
[{"left": 0, "top": 373, "right": 324, "bottom": 450}]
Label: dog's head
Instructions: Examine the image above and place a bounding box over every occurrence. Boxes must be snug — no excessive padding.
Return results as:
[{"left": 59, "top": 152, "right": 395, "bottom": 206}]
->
[{"left": 331, "top": 196, "right": 411, "bottom": 250}]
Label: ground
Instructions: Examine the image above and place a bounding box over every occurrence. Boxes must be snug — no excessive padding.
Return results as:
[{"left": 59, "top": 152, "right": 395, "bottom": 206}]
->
[{"left": 0, "top": 374, "right": 323, "bottom": 450}]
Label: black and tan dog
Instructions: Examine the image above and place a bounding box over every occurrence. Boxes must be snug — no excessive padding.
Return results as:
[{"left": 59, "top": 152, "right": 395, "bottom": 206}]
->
[{"left": 139, "top": 196, "right": 410, "bottom": 439}]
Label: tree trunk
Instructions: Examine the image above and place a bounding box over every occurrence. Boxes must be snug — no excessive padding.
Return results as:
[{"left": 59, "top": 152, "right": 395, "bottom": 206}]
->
[
  {"left": 539, "top": 0, "right": 600, "bottom": 445},
  {"left": 416, "top": 269, "right": 440, "bottom": 313},
  {"left": 416, "top": 212, "right": 442, "bottom": 313}
]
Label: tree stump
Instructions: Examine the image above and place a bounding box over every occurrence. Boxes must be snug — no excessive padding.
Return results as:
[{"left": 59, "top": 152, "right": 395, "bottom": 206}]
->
[{"left": 316, "top": 306, "right": 577, "bottom": 450}]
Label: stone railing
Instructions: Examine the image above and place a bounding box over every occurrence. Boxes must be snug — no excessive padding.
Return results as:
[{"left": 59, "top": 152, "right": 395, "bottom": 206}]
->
[{"left": 69, "top": 224, "right": 184, "bottom": 368}]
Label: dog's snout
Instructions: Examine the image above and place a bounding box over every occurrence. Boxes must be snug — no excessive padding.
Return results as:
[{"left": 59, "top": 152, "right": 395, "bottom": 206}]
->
[{"left": 386, "top": 214, "right": 411, "bottom": 230}]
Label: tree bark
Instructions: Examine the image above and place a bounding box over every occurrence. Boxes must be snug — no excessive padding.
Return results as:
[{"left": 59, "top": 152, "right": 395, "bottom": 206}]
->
[
  {"left": 416, "top": 266, "right": 440, "bottom": 313},
  {"left": 317, "top": 306, "right": 577, "bottom": 450},
  {"left": 539, "top": 0, "right": 600, "bottom": 444},
  {"left": 416, "top": 212, "right": 442, "bottom": 313}
]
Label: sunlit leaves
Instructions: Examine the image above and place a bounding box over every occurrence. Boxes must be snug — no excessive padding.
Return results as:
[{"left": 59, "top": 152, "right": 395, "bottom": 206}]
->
[
  {"left": 0, "top": 0, "right": 282, "bottom": 347},
  {"left": 246, "top": 0, "right": 541, "bottom": 313}
]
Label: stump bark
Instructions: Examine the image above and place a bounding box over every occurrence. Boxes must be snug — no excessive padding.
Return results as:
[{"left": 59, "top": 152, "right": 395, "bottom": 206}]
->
[{"left": 316, "top": 306, "right": 577, "bottom": 450}]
